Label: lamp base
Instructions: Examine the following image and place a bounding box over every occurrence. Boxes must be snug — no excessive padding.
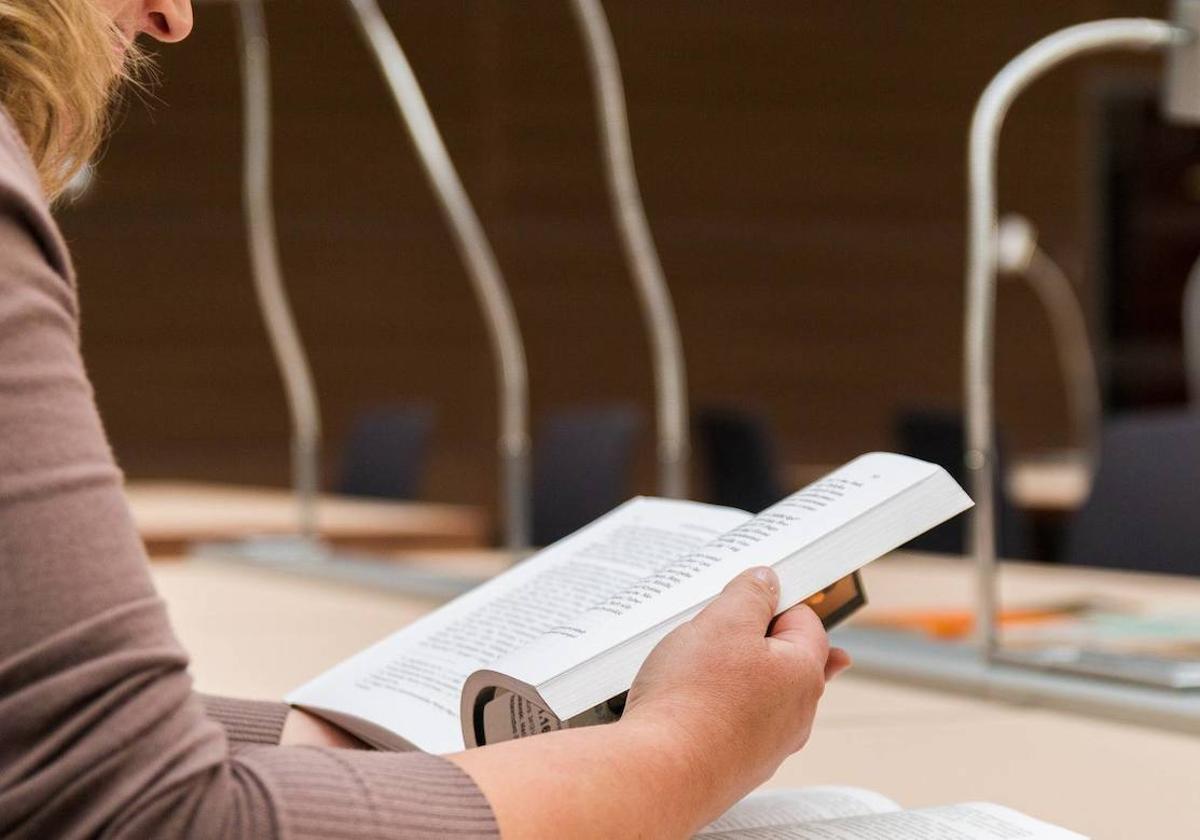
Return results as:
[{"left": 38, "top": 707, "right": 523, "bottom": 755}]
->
[
  {"left": 994, "top": 646, "right": 1200, "bottom": 690},
  {"left": 831, "top": 626, "right": 1200, "bottom": 734}
]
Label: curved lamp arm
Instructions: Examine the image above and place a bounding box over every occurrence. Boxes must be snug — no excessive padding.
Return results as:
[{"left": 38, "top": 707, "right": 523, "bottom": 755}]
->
[
  {"left": 343, "top": 0, "right": 531, "bottom": 550},
  {"left": 568, "top": 0, "right": 690, "bottom": 499},
  {"left": 996, "top": 214, "right": 1102, "bottom": 471},
  {"left": 966, "top": 18, "right": 1179, "bottom": 659},
  {"left": 236, "top": 0, "right": 323, "bottom": 541}
]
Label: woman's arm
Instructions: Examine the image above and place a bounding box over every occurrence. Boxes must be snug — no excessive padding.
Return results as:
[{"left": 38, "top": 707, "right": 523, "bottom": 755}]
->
[
  {"left": 275, "top": 567, "right": 848, "bottom": 838},
  {"left": 0, "top": 125, "right": 495, "bottom": 838},
  {"left": 199, "top": 694, "right": 293, "bottom": 748},
  {"left": 277, "top": 567, "right": 848, "bottom": 838},
  {"left": 199, "top": 694, "right": 366, "bottom": 750},
  {"left": 0, "top": 106, "right": 843, "bottom": 838}
]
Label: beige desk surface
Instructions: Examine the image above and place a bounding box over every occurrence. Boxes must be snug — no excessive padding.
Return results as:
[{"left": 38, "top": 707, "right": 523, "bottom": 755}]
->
[
  {"left": 126, "top": 481, "right": 488, "bottom": 556},
  {"left": 153, "top": 552, "right": 1200, "bottom": 839},
  {"left": 789, "top": 452, "right": 1092, "bottom": 515}
]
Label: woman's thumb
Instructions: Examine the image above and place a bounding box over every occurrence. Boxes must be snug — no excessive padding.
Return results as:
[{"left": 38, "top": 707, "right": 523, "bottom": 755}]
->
[{"left": 698, "top": 566, "right": 780, "bottom": 633}]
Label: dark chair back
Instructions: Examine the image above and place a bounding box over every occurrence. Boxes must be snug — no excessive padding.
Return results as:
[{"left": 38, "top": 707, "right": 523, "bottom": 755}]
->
[
  {"left": 694, "top": 407, "right": 784, "bottom": 513},
  {"left": 1065, "top": 411, "right": 1200, "bottom": 574},
  {"left": 533, "top": 405, "right": 642, "bottom": 546},
  {"left": 894, "top": 408, "right": 1032, "bottom": 558},
  {"left": 336, "top": 404, "right": 435, "bottom": 501}
]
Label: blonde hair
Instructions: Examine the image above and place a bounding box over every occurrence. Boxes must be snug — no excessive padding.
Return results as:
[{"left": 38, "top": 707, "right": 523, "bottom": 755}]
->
[{"left": 0, "top": 0, "right": 143, "bottom": 199}]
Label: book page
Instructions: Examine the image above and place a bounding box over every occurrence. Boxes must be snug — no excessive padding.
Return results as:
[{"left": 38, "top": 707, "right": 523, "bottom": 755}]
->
[
  {"left": 697, "top": 788, "right": 900, "bottom": 834},
  {"left": 286, "top": 497, "right": 750, "bottom": 753},
  {"left": 480, "top": 689, "right": 568, "bottom": 743},
  {"left": 492, "top": 454, "right": 953, "bottom": 711},
  {"left": 698, "top": 802, "right": 1086, "bottom": 839}
]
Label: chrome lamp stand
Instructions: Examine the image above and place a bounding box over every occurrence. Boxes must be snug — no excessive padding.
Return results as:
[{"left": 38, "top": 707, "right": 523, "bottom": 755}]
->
[
  {"left": 344, "top": 0, "right": 531, "bottom": 553},
  {"left": 569, "top": 0, "right": 690, "bottom": 499},
  {"left": 835, "top": 9, "right": 1200, "bottom": 735},
  {"left": 191, "top": 0, "right": 508, "bottom": 598}
]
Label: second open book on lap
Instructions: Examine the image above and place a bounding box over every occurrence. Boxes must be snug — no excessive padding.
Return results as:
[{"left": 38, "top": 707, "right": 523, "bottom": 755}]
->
[{"left": 698, "top": 787, "right": 1087, "bottom": 839}]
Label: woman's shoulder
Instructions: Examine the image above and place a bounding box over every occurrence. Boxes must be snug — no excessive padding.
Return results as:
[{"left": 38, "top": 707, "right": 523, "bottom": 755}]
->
[
  {"left": 0, "top": 106, "right": 48, "bottom": 201},
  {"left": 0, "top": 105, "right": 75, "bottom": 284}
]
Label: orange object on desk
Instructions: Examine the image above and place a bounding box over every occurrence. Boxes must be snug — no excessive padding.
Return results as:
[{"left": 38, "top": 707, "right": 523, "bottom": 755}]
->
[{"left": 862, "top": 604, "right": 1089, "bottom": 640}]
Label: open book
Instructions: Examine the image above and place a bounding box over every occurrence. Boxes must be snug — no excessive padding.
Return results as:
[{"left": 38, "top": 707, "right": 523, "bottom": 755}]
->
[
  {"left": 287, "top": 452, "right": 971, "bottom": 753},
  {"left": 698, "top": 787, "right": 1086, "bottom": 839}
]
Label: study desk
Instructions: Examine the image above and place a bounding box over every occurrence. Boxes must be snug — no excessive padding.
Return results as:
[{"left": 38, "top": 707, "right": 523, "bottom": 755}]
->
[
  {"left": 153, "top": 551, "right": 1200, "bottom": 839},
  {"left": 125, "top": 481, "right": 488, "bottom": 556}
]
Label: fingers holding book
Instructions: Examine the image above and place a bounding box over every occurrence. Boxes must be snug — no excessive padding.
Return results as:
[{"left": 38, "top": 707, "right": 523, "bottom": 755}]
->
[
  {"left": 621, "top": 565, "right": 845, "bottom": 818},
  {"left": 824, "top": 646, "right": 853, "bottom": 681},
  {"left": 699, "top": 566, "right": 852, "bottom": 686},
  {"left": 766, "top": 594, "right": 853, "bottom": 681}
]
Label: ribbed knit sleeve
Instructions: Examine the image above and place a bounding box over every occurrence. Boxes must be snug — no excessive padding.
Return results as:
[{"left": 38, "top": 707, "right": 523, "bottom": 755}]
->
[
  {"left": 199, "top": 694, "right": 291, "bottom": 747},
  {"left": 0, "top": 109, "right": 497, "bottom": 839},
  {"left": 239, "top": 747, "right": 499, "bottom": 839}
]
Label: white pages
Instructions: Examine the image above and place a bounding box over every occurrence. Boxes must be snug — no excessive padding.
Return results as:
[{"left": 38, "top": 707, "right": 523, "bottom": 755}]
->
[
  {"left": 287, "top": 494, "right": 750, "bottom": 753},
  {"left": 466, "top": 452, "right": 971, "bottom": 723},
  {"left": 287, "top": 452, "right": 971, "bottom": 753},
  {"left": 697, "top": 788, "right": 1087, "bottom": 839}
]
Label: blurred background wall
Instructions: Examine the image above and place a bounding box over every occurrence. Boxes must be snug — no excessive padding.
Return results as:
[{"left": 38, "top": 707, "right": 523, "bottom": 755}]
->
[{"left": 60, "top": 0, "right": 1171, "bottom": 516}]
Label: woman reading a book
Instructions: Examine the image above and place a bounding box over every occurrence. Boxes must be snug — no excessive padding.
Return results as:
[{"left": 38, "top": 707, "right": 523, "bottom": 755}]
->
[{"left": 0, "top": 2, "right": 850, "bottom": 837}]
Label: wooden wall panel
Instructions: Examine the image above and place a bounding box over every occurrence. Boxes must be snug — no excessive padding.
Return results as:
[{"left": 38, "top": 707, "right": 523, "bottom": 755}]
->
[{"left": 58, "top": 1, "right": 1165, "bottom": 519}]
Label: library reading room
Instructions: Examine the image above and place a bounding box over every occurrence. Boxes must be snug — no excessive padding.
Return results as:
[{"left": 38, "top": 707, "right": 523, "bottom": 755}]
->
[{"left": 3, "top": 2, "right": 1200, "bottom": 838}]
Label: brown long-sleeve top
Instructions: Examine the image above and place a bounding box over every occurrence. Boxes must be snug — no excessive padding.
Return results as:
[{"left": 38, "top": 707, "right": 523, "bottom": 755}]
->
[{"left": 0, "top": 109, "right": 498, "bottom": 839}]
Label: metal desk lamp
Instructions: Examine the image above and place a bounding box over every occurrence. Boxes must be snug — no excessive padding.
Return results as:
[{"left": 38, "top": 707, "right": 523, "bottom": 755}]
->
[
  {"left": 343, "top": 0, "right": 531, "bottom": 552},
  {"left": 193, "top": 0, "right": 505, "bottom": 597},
  {"left": 568, "top": 0, "right": 690, "bottom": 499},
  {"left": 966, "top": 7, "right": 1200, "bottom": 670},
  {"left": 235, "top": 0, "right": 322, "bottom": 547},
  {"left": 833, "top": 3, "right": 1200, "bottom": 735}
]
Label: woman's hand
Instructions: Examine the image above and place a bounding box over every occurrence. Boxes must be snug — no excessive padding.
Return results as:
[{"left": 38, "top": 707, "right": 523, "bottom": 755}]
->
[
  {"left": 449, "top": 565, "right": 849, "bottom": 839},
  {"left": 622, "top": 566, "right": 851, "bottom": 827}
]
